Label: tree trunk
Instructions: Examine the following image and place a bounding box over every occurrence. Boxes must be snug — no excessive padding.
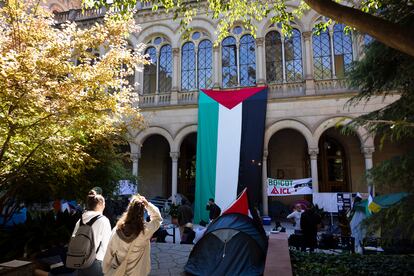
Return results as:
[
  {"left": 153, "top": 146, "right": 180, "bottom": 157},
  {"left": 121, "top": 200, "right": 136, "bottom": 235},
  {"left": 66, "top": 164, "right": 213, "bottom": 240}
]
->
[{"left": 304, "top": 0, "right": 414, "bottom": 57}]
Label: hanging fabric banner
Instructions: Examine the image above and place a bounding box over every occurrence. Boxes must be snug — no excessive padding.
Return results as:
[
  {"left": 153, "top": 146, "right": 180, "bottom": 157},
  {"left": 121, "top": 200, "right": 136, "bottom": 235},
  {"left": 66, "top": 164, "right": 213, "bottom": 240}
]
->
[
  {"left": 267, "top": 177, "right": 313, "bottom": 196},
  {"left": 194, "top": 86, "right": 268, "bottom": 223}
]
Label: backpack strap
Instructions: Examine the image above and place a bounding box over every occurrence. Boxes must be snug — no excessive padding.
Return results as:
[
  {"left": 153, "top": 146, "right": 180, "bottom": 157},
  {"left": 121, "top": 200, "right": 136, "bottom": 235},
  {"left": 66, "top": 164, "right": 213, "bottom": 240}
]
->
[{"left": 86, "top": 215, "right": 103, "bottom": 226}]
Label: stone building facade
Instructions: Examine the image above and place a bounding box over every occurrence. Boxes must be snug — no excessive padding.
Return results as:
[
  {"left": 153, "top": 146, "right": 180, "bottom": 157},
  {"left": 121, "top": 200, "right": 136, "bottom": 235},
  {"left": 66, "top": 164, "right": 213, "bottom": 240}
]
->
[{"left": 52, "top": 2, "right": 413, "bottom": 215}]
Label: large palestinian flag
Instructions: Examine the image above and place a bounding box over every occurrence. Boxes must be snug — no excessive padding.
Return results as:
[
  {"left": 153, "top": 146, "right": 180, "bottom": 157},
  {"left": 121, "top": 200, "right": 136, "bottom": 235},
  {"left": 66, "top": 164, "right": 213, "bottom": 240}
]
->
[{"left": 194, "top": 86, "right": 268, "bottom": 223}]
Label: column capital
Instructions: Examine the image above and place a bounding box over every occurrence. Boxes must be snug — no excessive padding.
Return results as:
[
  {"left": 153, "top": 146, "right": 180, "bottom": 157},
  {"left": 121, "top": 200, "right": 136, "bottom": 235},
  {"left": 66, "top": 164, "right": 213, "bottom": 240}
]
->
[
  {"left": 130, "top": 152, "right": 141, "bottom": 161},
  {"left": 213, "top": 44, "right": 220, "bottom": 51},
  {"left": 361, "top": 147, "right": 375, "bottom": 158},
  {"left": 172, "top": 47, "right": 180, "bottom": 56},
  {"left": 302, "top": 31, "right": 312, "bottom": 40},
  {"left": 170, "top": 151, "right": 180, "bottom": 161},
  {"left": 263, "top": 150, "right": 268, "bottom": 159},
  {"left": 308, "top": 148, "right": 319, "bottom": 159},
  {"left": 256, "top": 37, "right": 265, "bottom": 46}
]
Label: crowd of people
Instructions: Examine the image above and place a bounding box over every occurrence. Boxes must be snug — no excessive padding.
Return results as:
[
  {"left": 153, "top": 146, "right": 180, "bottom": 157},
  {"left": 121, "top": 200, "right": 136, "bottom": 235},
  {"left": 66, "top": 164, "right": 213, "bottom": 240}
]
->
[{"left": 34, "top": 189, "right": 223, "bottom": 276}]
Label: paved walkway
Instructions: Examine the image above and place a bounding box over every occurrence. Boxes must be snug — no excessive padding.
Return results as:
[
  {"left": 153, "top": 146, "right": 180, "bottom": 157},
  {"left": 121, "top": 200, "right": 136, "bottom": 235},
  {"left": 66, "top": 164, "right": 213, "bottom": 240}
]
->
[{"left": 150, "top": 243, "right": 193, "bottom": 276}]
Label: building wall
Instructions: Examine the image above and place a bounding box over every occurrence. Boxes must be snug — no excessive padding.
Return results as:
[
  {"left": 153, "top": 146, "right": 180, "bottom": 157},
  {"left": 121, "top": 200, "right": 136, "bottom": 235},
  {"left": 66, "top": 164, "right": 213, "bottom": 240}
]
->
[{"left": 48, "top": 2, "right": 413, "bottom": 209}]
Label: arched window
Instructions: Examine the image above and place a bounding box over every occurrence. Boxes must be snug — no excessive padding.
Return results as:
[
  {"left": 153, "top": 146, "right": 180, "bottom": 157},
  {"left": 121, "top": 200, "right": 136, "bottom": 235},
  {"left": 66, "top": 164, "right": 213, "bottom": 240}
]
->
[
  {"left": 158, "top": 44, "right": 172, "bottom": 93},
  {"left": 284, "top": 29, "right": 303, "bottom": 82},
  {"left": 222, "top": 36, "right": 238, "bottom": 88},
  {"left": 181, "top": 42, "right": 196, "bottom": 91},
  {"left": 239, "top": 34, "right": 256, "bottom": 87},
  {"left": 312, "top": 28, "right": 332, "bottom": 80},
  {"left": 265, "top": 31, "right": 283, "bottom": 83},
  {"left": 198, "top": 39, "right": 213, "bottom": 89},
  {"left": 333, "top": 23, "right": 353, "bottom": 78},
  {"left": 143, "top": 46, "right": 157, "bottom": 94}
]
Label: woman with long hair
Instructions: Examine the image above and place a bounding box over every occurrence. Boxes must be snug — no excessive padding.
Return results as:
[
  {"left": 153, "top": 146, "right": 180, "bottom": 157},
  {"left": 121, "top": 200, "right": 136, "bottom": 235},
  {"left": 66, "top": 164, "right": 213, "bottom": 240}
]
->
[{"left": 102, "top": 195, "right": 162, "bottom": 276}]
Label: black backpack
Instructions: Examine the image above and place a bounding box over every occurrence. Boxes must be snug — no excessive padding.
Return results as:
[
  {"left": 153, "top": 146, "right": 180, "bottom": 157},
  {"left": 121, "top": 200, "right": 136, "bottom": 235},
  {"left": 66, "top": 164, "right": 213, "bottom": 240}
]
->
[{"left": 66, "top": 215, "right": 102, "bottom": 269}]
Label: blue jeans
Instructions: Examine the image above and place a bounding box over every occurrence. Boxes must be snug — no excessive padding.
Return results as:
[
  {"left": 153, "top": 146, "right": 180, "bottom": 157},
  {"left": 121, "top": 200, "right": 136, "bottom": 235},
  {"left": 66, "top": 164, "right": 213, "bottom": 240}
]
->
[{"left": 77, "top": 260, "right": 103, "bottom": 276}]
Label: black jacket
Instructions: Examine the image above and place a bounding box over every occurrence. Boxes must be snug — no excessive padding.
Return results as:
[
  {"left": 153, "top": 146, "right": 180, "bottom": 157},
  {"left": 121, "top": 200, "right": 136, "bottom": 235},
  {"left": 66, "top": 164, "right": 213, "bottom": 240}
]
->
[{"left": 206, "top": 203, "right": 221, "bottom": 220}]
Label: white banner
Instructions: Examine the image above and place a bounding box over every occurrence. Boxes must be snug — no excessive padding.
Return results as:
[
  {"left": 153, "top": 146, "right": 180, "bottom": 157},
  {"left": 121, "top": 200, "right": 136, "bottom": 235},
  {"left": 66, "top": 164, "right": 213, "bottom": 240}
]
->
[{"left": 267, "top": 178, "right": 313, "bottom": 196}]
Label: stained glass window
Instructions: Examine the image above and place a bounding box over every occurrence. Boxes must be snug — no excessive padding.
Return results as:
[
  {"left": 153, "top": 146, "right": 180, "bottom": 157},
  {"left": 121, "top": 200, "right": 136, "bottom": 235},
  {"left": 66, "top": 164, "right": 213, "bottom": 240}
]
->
[
  {"left": 181, "top": 42, "right": 196, "bottom": 91},
  {"left": 143, "top": 46, "right": 157, "bottom": 94},
  {"left": 312, "top": 28, "right": 332, "bottom": 80},
  {"left": 284, "top": 29, "right": 303, "bottom": 82},
  {"left": 239, "top": 34, "right": 256, "bottom": 86},
  {"left": 333, "top": 23, "right": 353, "bottom": 78},
  {"left": 158, "top": 44, "right": 172, "bottom": 92},
  {"left": 198, "top": 39, "right": 213, "bottom": 89},
  {"left": 222, "top": 36, "right": 238, "bottom": 88},
  {"left": 265, "top": 31, "right": 283, "bottom": 83}
]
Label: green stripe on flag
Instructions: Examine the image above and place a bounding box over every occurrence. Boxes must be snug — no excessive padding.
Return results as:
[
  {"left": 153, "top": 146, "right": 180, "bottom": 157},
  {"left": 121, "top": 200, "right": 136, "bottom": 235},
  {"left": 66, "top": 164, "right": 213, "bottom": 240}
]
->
[{"left": 194, "top": 92, "right": 219, "bottom": 223}]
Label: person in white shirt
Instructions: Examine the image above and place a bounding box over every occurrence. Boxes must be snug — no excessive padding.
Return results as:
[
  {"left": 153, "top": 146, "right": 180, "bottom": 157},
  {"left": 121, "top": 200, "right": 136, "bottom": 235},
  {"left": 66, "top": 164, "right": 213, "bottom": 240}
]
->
[
  {"left": 103, "top": 195, "right": 162, "bottom": 276},
  {"left": 71, "top": 190, "right": 112, "bottom": 276},
  {"left": 287, "top": 204, "right": 304, "bottom": 232}
]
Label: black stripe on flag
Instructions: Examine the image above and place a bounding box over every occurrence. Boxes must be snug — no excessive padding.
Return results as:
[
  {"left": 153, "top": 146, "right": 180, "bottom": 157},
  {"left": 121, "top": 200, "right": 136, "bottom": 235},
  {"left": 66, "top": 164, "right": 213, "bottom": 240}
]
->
[{"left": 237, "top": 88, "right": 268, "bottom": 207}]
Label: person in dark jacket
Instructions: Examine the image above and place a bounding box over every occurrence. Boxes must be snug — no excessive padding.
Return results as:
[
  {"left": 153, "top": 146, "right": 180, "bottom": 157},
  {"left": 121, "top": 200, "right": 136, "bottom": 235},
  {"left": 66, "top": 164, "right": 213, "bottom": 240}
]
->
[
  {"left": 300, "top": 205, "right": 321, "bottom": 252},
  {"left": 206, "top": 198, "right": 221, "bottom": 222}
]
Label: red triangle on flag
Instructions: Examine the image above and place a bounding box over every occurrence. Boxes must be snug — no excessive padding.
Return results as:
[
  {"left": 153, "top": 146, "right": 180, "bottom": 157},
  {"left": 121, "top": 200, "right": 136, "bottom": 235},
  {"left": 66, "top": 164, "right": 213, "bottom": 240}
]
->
[
  {"left": 222, "top": 188, "right": 249, "bottom": 216},
  {"left": 201, "top": 86, "right": 267, "bottom": 110},
  {"left": 271, "top": 186, "right": 279, "bottom": 194}
]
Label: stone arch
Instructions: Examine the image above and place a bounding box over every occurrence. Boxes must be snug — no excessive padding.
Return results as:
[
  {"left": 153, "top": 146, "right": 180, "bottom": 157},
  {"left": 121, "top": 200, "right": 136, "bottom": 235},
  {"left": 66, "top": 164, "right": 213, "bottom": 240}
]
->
[
  {"left": 172, "top": 125, "right": 198, "bottom": 152},
  {"left": 137, "top": 24, "right": 179, "bottom": 48},
  {"left": 313, "top": 116, "right": 373, "bottom": 148},
  {"left": 264, "top": 119, "right": 316, "bottom": 151},
  {"left": 135, "top": 126, "right": 174, "bottom": 152},
  {"left": 186, "top": 18, "right": 217, "bottom": 41}
]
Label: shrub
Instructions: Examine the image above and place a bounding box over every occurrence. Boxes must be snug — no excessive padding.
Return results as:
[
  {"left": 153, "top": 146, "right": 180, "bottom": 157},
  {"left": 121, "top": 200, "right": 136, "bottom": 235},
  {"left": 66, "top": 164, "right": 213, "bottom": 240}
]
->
[{"left": 290, "top": 250, "right": 414, "bottom": 276}]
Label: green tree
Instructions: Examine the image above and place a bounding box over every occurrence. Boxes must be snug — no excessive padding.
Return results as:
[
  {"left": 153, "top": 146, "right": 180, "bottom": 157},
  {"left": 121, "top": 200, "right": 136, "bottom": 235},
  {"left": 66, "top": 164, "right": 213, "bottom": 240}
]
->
[
  {"left": 344, "top": 3, "right": 414, "bottom": 242},
  {"left": 86, "top": 0, "right": 414, "bottom": 57},
  {"left": 0, "top": 0, "right": 145, "bottom": 219}
]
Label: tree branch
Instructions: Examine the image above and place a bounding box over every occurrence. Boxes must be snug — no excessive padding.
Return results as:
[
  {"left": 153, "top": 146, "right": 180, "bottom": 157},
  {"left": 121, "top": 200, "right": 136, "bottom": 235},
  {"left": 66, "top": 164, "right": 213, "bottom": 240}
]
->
[{"left": 304, "top": 0, "right": 414, "bottom": 57}]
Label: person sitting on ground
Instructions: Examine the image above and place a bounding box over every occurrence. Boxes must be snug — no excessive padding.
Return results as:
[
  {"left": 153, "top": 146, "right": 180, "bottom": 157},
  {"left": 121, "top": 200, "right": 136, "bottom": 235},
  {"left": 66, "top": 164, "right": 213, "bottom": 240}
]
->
[
  {"left": 287, "top": 204, "right": 304, "bottom": 233},
  {"left": 180, "top": 223, "right": 196, "bottom": 244},
  {"left": 177, "top": 199, "right": 193, "bottom": 240},
  {"left": 102, "top": 195, "right": 162, "bottom": 276},
  {"left": 206, "top": 198, "right": 221, "bottom": 222},
  {"left": 146, "top": 216, "right": 168, "bottom": 243}
]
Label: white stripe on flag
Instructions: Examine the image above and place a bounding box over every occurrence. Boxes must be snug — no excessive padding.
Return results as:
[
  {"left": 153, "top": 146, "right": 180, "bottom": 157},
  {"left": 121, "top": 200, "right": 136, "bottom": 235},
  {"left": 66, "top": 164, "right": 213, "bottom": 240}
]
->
[{"left": 214, "top": 103, "right": 242, "bottom": 210}]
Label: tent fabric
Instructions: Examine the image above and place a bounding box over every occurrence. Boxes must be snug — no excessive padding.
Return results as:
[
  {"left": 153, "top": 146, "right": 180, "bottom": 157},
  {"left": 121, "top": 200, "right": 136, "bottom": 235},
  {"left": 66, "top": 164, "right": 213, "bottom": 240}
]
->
[
  {"left": 354, "top": 192, "right": 409, "bottom": 213},
  {"left": 194, "top": 87, "right": 268, "bottom": 223},
  {"left": 185, "top": 213, "right": 268, "bottom": 276}
]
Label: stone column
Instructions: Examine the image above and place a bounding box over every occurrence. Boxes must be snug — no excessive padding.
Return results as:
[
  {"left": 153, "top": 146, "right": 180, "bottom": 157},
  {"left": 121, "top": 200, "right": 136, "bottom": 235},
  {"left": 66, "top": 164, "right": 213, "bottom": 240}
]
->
[
  {"left": 281, "top": 35, "right": 286, "bottom": 83},
  {"left": 130, "top": 152, "right": 141, "bottom": 177},
  {"left": 302, "top": 31, "right": 315, "bottom": 95},
  {"left": 256, "top": 37, "right": 266, "bottom": 85},
  {"left": 262, "top": 150, "right": 269, "bottom": 216},
  {"left": 329, "top": 29, "right": 336, "bottom": 78},
  {"left": 362, "top": 147, "right": 375, "bottom": 195},
  {"left": 155, "top": 49, "right": 160, "bottom": 93},
  {"left": 172, "top": 48, "right": 180, "bottom": 91},
  {"left": 213, "top": 45, "right": 220, "bottom": 88},
  {"left": 309, "top": 148, "right": 319, "bottom": 193},
  {"left": 170, "top": 151, "right": 180, "bottom": 203}
]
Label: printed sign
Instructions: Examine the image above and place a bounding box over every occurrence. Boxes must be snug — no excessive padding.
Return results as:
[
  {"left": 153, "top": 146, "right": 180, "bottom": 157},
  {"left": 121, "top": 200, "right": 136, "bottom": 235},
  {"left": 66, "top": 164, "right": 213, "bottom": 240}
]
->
[{"left": 267, "top": 178, "right": 313, "bottom": 196}]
